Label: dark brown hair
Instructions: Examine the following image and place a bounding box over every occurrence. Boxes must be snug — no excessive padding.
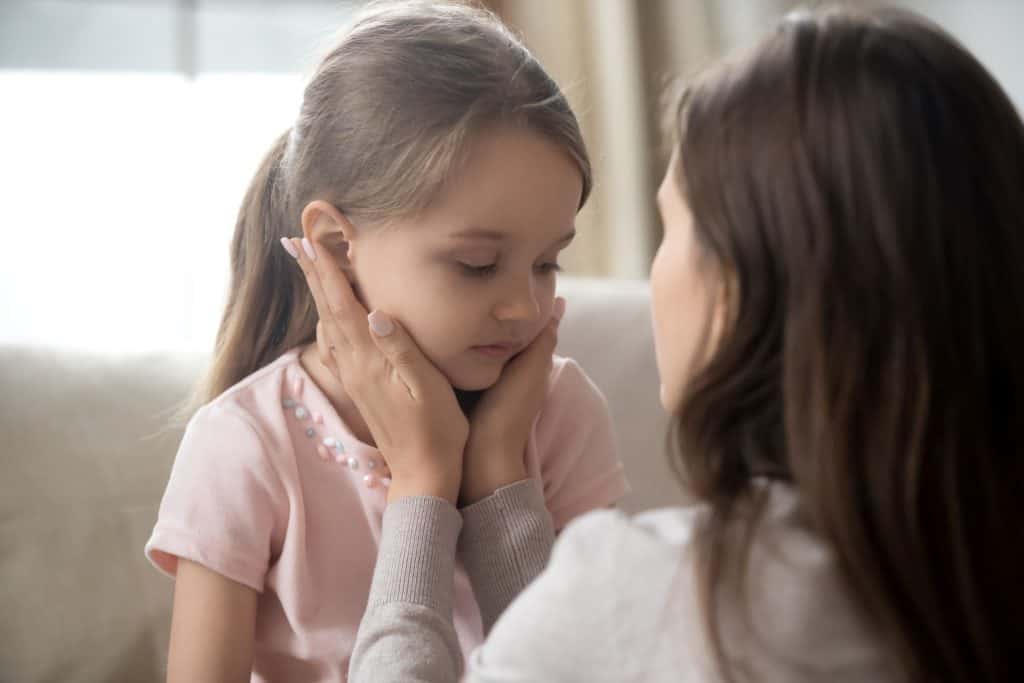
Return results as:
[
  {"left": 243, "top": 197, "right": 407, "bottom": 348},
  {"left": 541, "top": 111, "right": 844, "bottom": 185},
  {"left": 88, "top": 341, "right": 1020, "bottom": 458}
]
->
[
  {"left": 193, "top": 0, "right": 591, "bottom": 410},
  {"left": 671, "top": 4, "right": 1024, "bottom": 681}
]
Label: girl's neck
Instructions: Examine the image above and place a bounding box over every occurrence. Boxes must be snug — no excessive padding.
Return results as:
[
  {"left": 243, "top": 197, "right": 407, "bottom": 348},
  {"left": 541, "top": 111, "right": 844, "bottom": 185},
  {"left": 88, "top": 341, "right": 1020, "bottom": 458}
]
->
[{"left": 297, "top": 344, "right": 376, "bottom": 447}]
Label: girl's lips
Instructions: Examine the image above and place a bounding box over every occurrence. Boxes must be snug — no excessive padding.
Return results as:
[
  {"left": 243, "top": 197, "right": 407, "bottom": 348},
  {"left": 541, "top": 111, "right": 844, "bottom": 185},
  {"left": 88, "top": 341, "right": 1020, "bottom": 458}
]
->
[{"left": 471, "top": 343, "right": 518, "bottom": 359}]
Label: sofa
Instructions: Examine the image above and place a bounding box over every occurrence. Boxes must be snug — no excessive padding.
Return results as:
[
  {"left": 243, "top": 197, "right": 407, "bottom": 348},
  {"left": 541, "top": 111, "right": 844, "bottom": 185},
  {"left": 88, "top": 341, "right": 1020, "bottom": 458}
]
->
[{"left": 0, "top": 276, "right": 683, "bottom": 682}]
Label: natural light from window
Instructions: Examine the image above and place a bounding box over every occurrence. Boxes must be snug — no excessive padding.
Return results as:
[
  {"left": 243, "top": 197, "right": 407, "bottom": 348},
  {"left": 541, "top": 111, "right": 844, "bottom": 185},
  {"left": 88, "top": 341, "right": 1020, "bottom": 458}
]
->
[{"left": 1, "top": 70, "right": 306, "bottom": 352}]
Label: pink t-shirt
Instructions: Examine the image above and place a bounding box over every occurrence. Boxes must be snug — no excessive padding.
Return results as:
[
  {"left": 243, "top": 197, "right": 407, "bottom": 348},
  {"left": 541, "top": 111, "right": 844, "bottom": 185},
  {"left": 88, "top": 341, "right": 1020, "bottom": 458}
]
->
[{"left": 145, "top": 347, "right": 628, "bottom": 682}]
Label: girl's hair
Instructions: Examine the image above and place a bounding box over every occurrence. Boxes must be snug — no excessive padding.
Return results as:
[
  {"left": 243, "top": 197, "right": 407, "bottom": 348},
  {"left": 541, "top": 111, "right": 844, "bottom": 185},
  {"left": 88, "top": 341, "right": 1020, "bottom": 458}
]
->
[
  {"left": 671, "top": 4, "right": 1024, "bottom": 682},
  {"left": 194, "top": 0, "right": 591, "bottom": 408}
]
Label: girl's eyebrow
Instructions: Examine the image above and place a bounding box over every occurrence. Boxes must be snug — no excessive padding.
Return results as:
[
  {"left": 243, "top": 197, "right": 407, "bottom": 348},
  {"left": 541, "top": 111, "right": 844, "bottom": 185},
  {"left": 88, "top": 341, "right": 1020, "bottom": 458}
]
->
[{"left": 450, "top": 227, "right": 577, "bottom": 247}]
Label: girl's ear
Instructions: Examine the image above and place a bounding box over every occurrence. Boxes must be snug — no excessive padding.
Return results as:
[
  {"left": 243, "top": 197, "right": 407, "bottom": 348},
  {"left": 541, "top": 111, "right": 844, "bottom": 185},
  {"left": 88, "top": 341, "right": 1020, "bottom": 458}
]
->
[{"left": 300, "top": 200, "right": 357, "bottom": 276}]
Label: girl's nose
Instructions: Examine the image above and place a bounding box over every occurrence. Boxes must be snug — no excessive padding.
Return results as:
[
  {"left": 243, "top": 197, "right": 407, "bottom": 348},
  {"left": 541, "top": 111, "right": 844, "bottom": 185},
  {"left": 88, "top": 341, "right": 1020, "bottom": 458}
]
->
[{"left": 492, "top": 281, "right": 541, "bottom": 322}]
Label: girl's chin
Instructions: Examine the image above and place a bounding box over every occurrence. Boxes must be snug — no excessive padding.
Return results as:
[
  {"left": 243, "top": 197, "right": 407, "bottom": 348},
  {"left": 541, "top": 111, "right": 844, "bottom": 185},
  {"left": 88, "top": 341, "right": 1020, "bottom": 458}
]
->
[{"left": 446, "top": 366, "right": 503, "bottom": 392}]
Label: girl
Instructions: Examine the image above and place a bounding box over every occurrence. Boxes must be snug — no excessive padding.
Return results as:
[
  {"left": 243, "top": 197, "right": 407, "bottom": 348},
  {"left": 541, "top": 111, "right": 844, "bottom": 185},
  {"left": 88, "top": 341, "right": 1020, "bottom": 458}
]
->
[
  {"left": 308, "top": 4, "right": 1024, "bottom": 682},
  {"left": 144, "top": 2, "right": 628, "bottom": 680}
]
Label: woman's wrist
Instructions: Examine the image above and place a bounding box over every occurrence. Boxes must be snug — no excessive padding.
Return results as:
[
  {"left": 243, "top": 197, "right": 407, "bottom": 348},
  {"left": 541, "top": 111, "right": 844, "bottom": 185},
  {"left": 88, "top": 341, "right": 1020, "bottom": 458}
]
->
[
  {"left": 386, "top": 464, "right": 462, "bottom": 505},
  {"left": 382, "top": 442, "right": 464, "bottom": 504},
  {"left": 459, "top": 442, "right": 528, "bottom": 506}
]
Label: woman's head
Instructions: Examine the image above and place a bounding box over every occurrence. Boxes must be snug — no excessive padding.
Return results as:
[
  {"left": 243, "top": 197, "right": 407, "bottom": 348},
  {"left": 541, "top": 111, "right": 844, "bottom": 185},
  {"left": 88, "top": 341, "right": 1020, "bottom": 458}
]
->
[
  {"left": 655, "top": 5, "right": 1024, "bottom": 681},
  {"left": 202, "top": 0, "right": 590, "bottom": 400}
]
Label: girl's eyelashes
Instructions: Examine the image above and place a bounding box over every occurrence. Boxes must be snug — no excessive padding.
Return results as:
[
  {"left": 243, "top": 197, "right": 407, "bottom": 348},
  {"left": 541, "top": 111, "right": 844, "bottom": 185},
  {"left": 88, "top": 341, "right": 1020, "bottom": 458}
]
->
[
  {"left": 459, "top": 262, "right": 498, "bottom": 277},
  {"left": 456, "top": 261, "right": 562, "bottom": 278}
]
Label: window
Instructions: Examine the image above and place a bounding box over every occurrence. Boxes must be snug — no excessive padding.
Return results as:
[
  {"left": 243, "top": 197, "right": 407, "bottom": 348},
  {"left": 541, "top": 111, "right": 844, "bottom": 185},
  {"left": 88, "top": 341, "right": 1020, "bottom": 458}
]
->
[{"left": 0, "top": 1, "right": 360, "bottom": 352}]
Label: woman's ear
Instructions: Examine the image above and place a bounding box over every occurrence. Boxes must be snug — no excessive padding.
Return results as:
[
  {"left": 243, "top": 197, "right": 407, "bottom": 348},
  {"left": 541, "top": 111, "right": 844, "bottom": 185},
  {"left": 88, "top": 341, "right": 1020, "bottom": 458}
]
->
[{"left": 300, "top": 200, "right": 357, "bottom": 276}]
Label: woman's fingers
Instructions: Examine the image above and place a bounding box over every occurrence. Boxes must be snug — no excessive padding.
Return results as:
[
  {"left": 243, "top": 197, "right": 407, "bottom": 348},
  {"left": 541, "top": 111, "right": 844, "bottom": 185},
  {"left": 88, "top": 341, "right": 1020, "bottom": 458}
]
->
[
  {"left": 315, "top": 321, "right": 336, "bottom": 372},
  {"left": 505, "top": 297, "right": 563, "bottom": 373},
  {"left": 366, "top": 311, "right": 434, "bottom": 397},
  {"left": 295, "top": 237, "right": 376, "bottom": 357},
  {"left": 286, "top": 237, "right": 354, "bottom": 358}
]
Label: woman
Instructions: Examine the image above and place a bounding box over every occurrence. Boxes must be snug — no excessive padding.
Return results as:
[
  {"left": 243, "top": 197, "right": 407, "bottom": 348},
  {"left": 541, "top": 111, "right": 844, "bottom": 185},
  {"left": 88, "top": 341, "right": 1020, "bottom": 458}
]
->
[{"left": 296, "top": 4, "right": 1024, "bottom": 681}]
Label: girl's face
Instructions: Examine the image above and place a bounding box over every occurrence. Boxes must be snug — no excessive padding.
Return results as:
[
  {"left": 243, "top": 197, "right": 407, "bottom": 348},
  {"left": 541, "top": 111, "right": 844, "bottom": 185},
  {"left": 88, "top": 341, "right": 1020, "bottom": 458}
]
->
[
  {"left": 650, "top": 157, "right": 724, "bottom": 412},
  {"left": 348, "top": 126, "right": 583, "bottom": 390}
]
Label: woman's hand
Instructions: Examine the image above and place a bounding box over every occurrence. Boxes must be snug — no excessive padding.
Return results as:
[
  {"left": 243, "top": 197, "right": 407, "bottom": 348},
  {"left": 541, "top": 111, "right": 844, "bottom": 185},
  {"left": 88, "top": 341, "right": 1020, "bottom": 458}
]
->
[
  {"left": 286, "top": 237, "right": 468, "bottom": 504},
  {"left": 459, "top": 298, "right": 565, "bottom": 505}
]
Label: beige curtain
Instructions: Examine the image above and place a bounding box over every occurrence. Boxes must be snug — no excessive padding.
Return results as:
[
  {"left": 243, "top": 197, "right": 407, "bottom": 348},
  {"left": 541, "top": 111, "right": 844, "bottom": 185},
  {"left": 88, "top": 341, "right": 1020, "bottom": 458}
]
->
[{"left": 486, "top": 0, "right": 793, "bottom": 278}]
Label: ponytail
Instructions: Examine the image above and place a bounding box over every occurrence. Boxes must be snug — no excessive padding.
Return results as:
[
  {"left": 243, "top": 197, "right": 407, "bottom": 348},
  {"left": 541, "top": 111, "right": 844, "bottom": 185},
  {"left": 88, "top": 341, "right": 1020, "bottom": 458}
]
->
[{"left": 187, "top": 130, "right": 318, "bottom": 415}]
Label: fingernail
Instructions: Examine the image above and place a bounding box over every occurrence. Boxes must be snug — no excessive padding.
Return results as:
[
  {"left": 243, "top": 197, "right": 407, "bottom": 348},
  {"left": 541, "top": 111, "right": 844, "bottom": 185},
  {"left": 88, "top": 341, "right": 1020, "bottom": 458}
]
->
[
  {"left": 368, "top": 310, "right": 394, "bottom": 336},
  {"left": 280, "top": 237, "right": 298, "bottom": 259},
  {"left": 301, "top": 237, "right": 317, "bottom": 261},
  {"left": 552, "top": 297, "right": 566, "bottom": 322}
]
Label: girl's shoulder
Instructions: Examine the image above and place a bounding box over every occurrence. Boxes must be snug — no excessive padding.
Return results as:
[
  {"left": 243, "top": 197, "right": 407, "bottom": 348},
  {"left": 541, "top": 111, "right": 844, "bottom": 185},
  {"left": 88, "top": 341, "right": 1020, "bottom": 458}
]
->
[
  {"left": 538, "top": 354, "right": 610, "bottom": 429},
  {"left": 547, "top": 354, "right": 600, "bottom": 398},
  {"left": 530, "top": 356, "right": 629, "bottom": 526},
  {"left": 202, "top": 347, "right": 304, "bottom": 417},
  {"left": 183, "top": 347, "right": 309, "bottom": 461}
]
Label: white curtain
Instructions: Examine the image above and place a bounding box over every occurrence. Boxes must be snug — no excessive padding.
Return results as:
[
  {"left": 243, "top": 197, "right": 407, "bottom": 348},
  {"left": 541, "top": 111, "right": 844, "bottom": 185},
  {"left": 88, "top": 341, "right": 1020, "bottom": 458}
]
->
[{"left": 489, "top": 0, "right": 793, "bottom": 279}]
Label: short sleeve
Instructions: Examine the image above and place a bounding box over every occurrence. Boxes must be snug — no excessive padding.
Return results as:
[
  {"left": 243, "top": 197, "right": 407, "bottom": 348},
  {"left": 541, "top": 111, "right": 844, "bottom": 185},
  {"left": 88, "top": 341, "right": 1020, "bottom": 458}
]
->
[
  {"left": 144, "top": 404, "right": 286, "bottom": 592},
  {"left": 533, "top": 358, "right": 630, "bottom": 530}
]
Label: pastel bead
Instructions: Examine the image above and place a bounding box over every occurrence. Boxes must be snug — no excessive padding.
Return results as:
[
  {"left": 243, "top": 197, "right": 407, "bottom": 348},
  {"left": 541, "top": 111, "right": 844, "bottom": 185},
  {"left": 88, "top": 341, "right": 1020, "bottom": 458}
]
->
[
  {"left": 295, "top": 406, "right": 309, "bottom": 420},
  {"left": 333, "top": 441, "right": 345, "bottom": 453},
  {"left": 366, "top": 458, "right": 377, "bottom": 470},
  {"left": 347, "top": 457, "right": 359, "bottom": 471},
  {"left": 316, "top": 445, "right": 331, "bottom": 461},
  {"left": 313, "top": 412, "right": 324, "bottom": 424},
  {"left": 363, "top": 474, "right": 380, "bottom": 488},
  {"left": 381, "top": 477, "right": 392, "bottom": 488},
  {"left": 322, "top": 437, "right": 336, "bottom": 448},
  {"left": 305, "top": 427, "right": 316, "bottom": 438},
  {"left": 334, "top": 452, "right": 346, "bottom": 463},
  {"left": 283, "top": 398, "right": 296, "bottom": 408}
]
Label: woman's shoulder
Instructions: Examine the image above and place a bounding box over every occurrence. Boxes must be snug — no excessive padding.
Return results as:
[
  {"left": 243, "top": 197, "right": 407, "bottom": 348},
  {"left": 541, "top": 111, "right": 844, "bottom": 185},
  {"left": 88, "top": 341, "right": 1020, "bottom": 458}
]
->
[
  {"left": 557, "top": 504, "right": 702, "bottom": 565},
  {"left": 549, "top": 505, "right": 705, "bottom": 604},
  {"left": 470, "top": 505, "right": 706, "bottom": 680},
  {"left": 474, "top": 487, "right": 894, "bottom": 681}
]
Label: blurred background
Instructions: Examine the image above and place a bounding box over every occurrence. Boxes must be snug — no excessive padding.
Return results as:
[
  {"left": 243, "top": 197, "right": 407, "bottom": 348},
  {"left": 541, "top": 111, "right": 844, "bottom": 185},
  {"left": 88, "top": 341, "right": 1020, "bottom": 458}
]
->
[{"left": 1, "top": 0, "right": 1022, "bottom": 354}]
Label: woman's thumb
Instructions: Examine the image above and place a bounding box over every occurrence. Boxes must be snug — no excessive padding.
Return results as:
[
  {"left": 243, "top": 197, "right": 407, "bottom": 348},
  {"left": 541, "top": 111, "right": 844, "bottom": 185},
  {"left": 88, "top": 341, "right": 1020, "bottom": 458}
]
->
[
  {"left": 529, "top": 297, "right": 564, "bottom": 359},
  {"left": 367, "top": 310, "right": 424, "bottom": 371}
]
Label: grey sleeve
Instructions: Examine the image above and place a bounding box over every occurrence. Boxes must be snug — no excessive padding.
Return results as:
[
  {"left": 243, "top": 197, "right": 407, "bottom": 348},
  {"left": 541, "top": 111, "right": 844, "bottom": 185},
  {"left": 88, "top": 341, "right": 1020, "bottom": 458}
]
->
[
  {"left": 348, "top": 495, "right": 465, "bottom": 683},
  {"left": 458, "top": 479, "right": 556, "bottom": 633},
  {"left": 348, "top": 481, "right": 557, "bottom": 683}
]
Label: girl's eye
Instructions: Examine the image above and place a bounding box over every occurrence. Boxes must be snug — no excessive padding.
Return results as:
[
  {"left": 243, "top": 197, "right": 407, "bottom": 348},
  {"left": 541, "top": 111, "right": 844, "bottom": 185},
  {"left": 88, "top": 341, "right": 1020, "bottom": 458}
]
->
[
  {"left": 459, "top": 262, "right": 498, "bottom": 277},
  {"left": 536, "top": 262, "right": 562, "bottom": 275}
]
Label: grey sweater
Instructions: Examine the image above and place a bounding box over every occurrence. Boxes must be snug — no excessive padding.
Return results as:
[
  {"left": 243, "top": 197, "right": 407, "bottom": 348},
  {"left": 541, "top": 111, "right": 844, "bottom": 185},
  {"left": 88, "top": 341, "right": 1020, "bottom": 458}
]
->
[{"left": 349, "top": 479, "right": 895, "bottom": 682}]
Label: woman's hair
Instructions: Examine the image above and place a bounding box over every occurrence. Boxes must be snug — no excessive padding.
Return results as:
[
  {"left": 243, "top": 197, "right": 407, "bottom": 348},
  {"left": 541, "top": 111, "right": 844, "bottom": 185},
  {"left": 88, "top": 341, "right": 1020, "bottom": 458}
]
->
[
  {"left": 193, "top": 0, "right": 591, "bottom": 408},
  {"left": 671, "top": 4, "right": 1024, "bottom": 681}
]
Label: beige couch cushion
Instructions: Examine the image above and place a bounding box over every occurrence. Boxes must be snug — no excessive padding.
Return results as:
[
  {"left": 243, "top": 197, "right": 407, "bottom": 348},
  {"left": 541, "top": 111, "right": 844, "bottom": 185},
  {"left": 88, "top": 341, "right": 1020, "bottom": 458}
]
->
[
  {"left": 0, "top": 348, "right": 204, "bottom": 682},
  {"left": 0, "top": 276, "right": 682, "bottom": 681}
]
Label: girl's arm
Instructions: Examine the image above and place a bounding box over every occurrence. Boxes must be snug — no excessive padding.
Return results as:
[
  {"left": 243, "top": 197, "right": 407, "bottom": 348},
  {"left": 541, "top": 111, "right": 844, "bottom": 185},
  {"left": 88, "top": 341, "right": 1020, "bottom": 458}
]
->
[{"left": 167, "top": 559, "right": 258, "bottom": 683}]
